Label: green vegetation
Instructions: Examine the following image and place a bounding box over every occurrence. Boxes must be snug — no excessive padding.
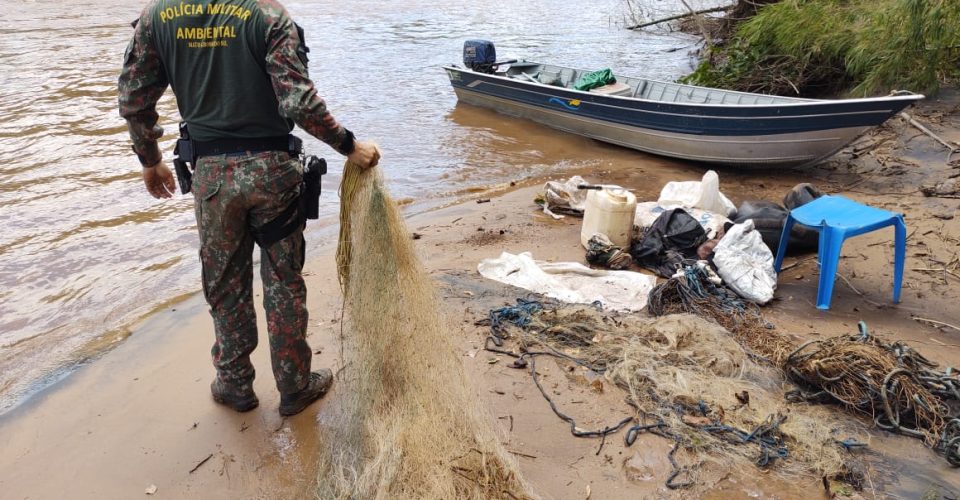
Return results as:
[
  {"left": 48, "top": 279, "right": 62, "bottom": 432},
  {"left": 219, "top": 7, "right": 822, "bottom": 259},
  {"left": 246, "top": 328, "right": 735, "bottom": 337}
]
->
[{"left": 682, "top": 0, "right": 960, "bottom": 97}]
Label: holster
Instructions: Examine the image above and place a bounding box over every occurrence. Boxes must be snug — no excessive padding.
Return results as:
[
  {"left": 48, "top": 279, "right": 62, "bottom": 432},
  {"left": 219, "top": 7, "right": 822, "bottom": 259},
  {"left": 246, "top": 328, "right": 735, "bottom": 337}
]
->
[
  {"left": 301, "top": 156, "right": 326, "bottom": 220},
  {"left": 173, "top": 123, "right": 195, "bottom": 194},
  {"left": 251, "top": 155, "right": 325, "bottom": 248},
  {"left": 174, "top": 122, "right": 325, "bottom": 247}
]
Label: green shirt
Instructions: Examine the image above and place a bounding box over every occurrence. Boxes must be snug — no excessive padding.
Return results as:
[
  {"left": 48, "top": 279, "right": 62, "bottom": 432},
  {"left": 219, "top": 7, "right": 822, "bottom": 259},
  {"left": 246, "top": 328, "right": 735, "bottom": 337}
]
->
[
  {"left": 119, "top": 0, "right": 354, "bottom": 166},
  {"left": 150, "top": 0, "right": 291, "bottom": 141}
]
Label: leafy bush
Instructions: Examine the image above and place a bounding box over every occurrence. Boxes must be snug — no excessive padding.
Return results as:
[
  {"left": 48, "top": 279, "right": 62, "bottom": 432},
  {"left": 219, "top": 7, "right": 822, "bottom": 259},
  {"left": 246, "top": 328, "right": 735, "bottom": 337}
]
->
[{"left": 682, "top": 0, "right": 960, "bottom": 97}]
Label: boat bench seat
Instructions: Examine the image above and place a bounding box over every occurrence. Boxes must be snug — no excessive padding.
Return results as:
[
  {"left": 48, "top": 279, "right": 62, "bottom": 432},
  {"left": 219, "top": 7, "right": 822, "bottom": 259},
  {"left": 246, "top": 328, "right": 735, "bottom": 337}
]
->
[
  {"left": 537, "top": 70, "right": 563, "bottom": 86},
  {"left": 633, "top": 80, "right": 647, "bottom": 98},
  {"left": 559, "top": 69, "right": 578, "bottom": 88}
]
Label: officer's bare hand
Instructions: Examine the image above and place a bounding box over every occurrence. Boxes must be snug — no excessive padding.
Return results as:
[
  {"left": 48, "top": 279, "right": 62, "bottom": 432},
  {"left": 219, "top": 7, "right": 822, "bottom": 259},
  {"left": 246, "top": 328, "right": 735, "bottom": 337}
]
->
[
  {"left": 142, "top": 161, "right": 176, "bottom": 199},
  {"left": 347, "top": 141, "right": 381, "bottom": 170}
]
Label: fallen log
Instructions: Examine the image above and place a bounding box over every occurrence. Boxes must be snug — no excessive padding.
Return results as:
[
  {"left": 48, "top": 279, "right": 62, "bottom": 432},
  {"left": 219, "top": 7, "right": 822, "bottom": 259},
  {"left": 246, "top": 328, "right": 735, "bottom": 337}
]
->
[{"left": 627, "top": 6, "right": 732, "bottom": 30}]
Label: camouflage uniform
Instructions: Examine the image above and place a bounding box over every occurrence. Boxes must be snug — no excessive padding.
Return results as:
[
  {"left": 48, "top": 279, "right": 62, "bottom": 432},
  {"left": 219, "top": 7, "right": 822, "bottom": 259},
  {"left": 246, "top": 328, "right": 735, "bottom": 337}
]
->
[{"left": 118, "top": 0, "right": 354, "bottom": 396}]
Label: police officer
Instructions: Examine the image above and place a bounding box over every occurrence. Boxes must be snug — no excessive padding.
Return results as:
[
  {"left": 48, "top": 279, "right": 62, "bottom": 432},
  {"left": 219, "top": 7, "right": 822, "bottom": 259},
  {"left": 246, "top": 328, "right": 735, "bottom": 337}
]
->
[{"left": 118, "top": 0, "right": 380, "bottom": 416}]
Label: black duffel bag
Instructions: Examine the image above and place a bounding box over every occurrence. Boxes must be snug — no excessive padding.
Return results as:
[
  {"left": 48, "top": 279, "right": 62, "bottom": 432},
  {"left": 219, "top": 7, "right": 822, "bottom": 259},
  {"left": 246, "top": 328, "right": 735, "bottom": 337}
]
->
[
  {"left": 734, "top": 183, "right": 824, "bottom": 255},
  {"left": 733, "top": 200, "right": 790, "bottom": 253}
]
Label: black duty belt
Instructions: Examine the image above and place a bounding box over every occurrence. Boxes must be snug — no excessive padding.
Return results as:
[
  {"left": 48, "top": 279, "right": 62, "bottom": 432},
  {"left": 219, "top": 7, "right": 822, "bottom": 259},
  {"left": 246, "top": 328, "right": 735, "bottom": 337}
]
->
[
  {"left": 171, "top": 124, "right": 323, "bottom": 249},
  {"left": 193, "top": 135, "right": 293, "bottom": 158},
  {"left": 172, "top": 127, "right": 305, "bottom": 195}
]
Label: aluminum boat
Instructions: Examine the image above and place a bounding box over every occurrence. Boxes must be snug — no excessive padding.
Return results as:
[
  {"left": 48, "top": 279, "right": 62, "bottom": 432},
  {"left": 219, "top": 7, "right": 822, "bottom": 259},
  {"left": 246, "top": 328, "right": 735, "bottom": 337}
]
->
[{"left": 444, "top": 41, "right": 923, "bottom": 168}]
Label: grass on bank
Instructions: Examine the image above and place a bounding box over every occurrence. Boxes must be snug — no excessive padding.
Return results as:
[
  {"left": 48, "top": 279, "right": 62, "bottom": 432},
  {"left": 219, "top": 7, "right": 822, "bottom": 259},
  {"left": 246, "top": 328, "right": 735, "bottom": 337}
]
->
[{"left": 681, "top": 0, "right": 960, "bottom": 97}]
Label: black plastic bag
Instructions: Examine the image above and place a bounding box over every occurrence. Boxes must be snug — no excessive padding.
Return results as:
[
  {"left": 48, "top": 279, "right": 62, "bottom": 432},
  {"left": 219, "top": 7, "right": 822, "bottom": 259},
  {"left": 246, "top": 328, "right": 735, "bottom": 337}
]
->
[{"left": 630, "top": 208, "right": 707, "bottom": 278}]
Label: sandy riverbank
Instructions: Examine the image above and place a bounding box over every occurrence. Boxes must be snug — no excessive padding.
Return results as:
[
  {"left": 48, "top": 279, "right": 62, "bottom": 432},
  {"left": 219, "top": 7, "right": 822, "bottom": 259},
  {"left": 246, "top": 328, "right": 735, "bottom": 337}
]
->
[{"left": 2, "top": 92, "right": 960, "bottom": 498}]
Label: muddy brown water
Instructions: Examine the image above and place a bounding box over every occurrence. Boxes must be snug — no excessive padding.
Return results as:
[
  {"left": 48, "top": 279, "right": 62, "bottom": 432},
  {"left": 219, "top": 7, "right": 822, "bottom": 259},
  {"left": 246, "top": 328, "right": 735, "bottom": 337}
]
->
[{"left": 0, "top": 0, "right": 704, "bottom": 415}]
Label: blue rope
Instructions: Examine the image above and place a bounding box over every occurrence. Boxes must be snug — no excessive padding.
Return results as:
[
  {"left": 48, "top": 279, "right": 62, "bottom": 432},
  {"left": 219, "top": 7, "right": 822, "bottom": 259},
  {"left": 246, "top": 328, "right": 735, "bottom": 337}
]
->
[
  {"left": 836, "top": 438, "right": 868, "bottom": 451},
  {"left": 488, "top": 298, "right": 543, "bottom": 334}
]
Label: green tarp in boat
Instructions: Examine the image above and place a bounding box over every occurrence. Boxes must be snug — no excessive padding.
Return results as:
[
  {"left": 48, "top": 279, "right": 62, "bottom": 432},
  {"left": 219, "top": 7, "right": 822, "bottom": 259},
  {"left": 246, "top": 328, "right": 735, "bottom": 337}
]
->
[{"left": 574, "top": 68, "right": 616, "bottom": 91}]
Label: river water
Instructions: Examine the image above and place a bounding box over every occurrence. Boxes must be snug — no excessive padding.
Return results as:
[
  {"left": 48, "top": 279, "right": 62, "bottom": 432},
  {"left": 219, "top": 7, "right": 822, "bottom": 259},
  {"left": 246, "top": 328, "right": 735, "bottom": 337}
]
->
[{"left": 0, "top": 0, "right": 699, "bottom": 415}]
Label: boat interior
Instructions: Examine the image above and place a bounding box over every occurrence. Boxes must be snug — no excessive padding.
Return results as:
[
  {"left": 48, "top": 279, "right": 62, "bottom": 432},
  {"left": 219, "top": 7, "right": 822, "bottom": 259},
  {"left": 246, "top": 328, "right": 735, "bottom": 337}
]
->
[{"left": 495, "top": 61, "right": 810, "bottom": 105}]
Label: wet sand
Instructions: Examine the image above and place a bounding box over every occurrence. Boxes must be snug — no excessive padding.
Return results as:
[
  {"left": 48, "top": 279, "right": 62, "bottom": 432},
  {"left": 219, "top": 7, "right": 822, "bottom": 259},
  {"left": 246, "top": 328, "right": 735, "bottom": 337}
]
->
[{"left": 2, "top": 95, "right": 959, "bottom": 498}]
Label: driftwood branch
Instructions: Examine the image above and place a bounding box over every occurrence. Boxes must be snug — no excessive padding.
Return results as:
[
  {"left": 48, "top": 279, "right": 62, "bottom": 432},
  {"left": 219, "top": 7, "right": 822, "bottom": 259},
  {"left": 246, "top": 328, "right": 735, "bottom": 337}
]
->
[
  {"left": 189, "top": 453, "right": 214, "bottom": 474},
  {"left": 780, "top": 256, "right": 817, "bottom": 272},
  {"left": 678, "top": 0, "right": 714, "bottom": 46},
  {"left": 626, "top": 6, "right": 731, "bottom": 30},
  {"left": 920, "top": 184, "right": 960, "bottom": 199},
  {"left": 914, "top": 317, "right": 960, "bottom": 333},
  {"left": 901, "top": 112, "right": 960, "bottom": 153}
]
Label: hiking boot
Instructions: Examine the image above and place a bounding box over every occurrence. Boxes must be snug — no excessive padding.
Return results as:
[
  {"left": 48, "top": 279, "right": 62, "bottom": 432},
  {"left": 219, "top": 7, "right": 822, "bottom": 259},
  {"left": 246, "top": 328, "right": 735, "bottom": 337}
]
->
[
  {"left": 279, "top": 369, "right": 333, "bottom": 416},
  {"left": 210, "top": 378, "right": 259, "bottom": 412}
]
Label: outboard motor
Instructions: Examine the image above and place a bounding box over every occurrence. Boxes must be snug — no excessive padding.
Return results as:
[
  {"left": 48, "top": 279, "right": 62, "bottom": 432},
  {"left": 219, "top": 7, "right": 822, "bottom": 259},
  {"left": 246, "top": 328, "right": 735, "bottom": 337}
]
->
[{"left": 463, "top": 40, "right": 497, "bottom": 73}]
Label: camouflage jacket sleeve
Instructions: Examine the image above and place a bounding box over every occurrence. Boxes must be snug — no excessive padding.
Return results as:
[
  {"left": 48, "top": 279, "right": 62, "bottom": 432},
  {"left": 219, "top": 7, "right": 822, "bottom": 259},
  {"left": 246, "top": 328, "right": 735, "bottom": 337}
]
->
[
  {"left": 262, "top": 3, "right": 355, "bottom": 155},
  {"left": 118, "top": 9, "right": 167, "bottom": 168}
]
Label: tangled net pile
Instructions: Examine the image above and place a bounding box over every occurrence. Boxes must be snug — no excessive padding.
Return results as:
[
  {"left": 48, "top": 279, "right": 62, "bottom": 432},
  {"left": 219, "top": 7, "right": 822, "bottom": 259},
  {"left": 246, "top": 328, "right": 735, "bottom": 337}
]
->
[
  {"left": 319, "top": 161, "right": 533, "bottom": 499},
  {"left": 785, "top": 322, "right": 960, "bottom": 464},
  {"left": 648, "top": 265, "right": 960, "bottom": 464},
  {"left": 485, "top": 301, "right": 857, "bottom": 489},
  {"left": 647, "top": 265, "right": 792, "bottom": 362}
]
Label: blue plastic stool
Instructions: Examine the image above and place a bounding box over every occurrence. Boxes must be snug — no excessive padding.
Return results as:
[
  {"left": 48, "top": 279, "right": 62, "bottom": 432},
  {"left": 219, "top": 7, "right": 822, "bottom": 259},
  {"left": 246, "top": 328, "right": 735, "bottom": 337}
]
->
[{"left": 773, "top": 195, "right": 906, "bottom": 310}]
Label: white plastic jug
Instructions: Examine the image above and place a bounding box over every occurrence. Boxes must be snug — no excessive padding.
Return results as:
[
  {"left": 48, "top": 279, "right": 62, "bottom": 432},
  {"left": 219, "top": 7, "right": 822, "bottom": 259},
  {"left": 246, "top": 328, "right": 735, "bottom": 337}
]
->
[{"left": 580, "top": 187, "right": 637, "bottom": 249}]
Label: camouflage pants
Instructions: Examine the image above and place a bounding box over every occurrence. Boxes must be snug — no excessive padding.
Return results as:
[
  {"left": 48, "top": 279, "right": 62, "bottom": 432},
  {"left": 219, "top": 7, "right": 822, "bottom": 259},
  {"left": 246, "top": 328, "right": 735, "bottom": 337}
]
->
[{"left": 192, "top": 151, "right": 311, "bottom": 396}]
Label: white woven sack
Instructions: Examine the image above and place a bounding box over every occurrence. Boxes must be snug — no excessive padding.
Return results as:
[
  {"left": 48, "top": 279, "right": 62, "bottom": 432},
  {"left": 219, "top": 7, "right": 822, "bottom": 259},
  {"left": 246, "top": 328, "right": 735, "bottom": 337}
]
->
[{"left": 713, "top": 220, "right": 777, "bottom": 304}]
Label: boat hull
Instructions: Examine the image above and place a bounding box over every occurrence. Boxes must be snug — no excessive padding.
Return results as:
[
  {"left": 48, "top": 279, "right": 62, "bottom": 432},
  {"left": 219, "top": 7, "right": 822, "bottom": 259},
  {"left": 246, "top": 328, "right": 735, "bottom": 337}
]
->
[{"left": 445, "top": 66, "right": 921, "bottom": 168}]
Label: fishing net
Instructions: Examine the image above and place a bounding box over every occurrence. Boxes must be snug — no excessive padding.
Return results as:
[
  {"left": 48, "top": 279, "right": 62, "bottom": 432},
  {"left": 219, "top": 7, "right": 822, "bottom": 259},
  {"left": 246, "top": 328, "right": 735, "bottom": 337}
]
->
[
  {"left": 319, "top": 161, "right": 533, "bottom": 499},
  {"left": 484, "top": 301, "right": 857, "bottom": 490},
  {"left": 783, "top": 322, "right": 960, "bottom": 463},
  {"left": 646, "top": 264, "right": 793, "bottom": 363},
  {"left": 648, "top": 265, "right": 960, "bottom": 464}
]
